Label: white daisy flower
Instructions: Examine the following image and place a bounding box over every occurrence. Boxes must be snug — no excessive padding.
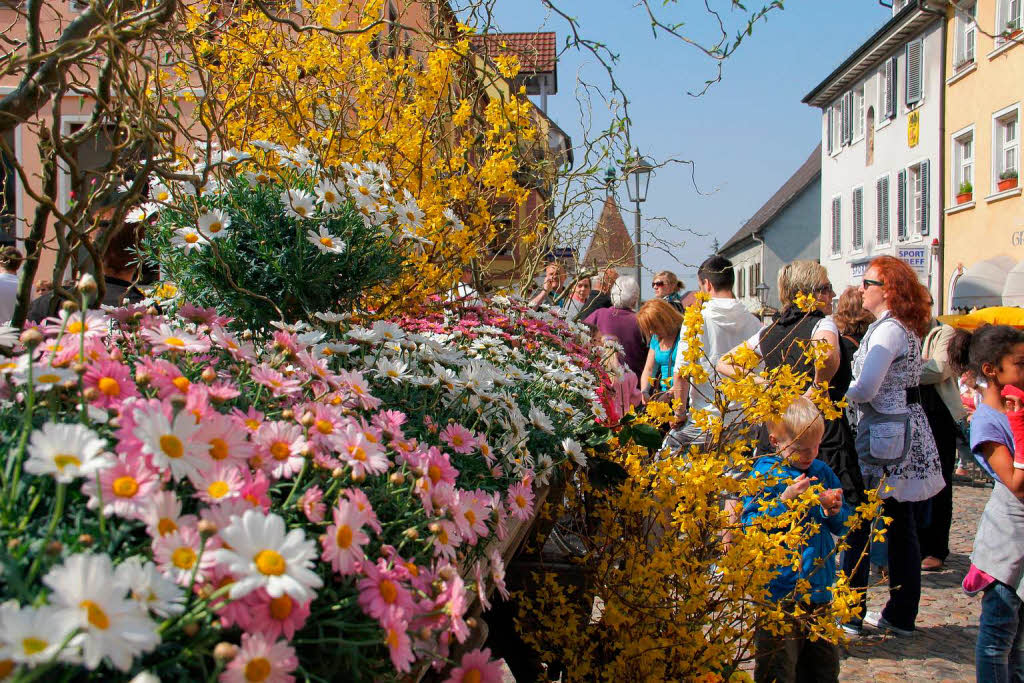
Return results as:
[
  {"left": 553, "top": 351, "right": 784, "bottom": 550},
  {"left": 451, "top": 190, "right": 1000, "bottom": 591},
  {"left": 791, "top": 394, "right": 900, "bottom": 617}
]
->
[
  {"left": 306, "top": 226, "right": 346, "bottom": 255},
  {"left": 12, "top": 360, "right": 77, "bottom": 392},
  {"left": 243, "top": 169, "right": 274, "bottom": 186},
  {"left": 249, "top": 140, "right": 282, "bottom": 152},
  {"left": 171, "top": 226, "right": 208, "bottom": 252},
  {"left": 131, "top": 406, "right": 204, "bottom": 481},
  {"left": 198, "top": 209, "right": 231, "bottom": 239},
  {"left": 125, "top": 203, "right": 158, "bottom": 224},
  {"left": 0, "top": 603, "right": 74, "bottom": 664},
  {"left": 149, "top": 182, "right": 173, "bottom": 203},
  {"left": 0, "top": 324, "right": 17, "bottom": 347},
  {"left": 375, "top": 357, "right": 409, "bottom": 383},
  {"left": 115, "top": 557, "right": 186, "bottom": 618},
  {"left": 314, "top": 180, "right": 344, "bottom": 212},
  {"left": 296, "top": 330, "right": 326, "bottom": 347},
  {"left": 43, "top": 553, "right": 161, "bottom": 672},
  {"left": 313, "top": 311, "right": 349, "bottom": 323},
  {"left": 211, "top": 509, "right": 323, "bottom": 602},
  {"left": 280, "top": 189, "right": 315, "bottom": 219},
  {"left": 395, "top": 191, "right": 425, "bottom": 228},
  {"left": 346, "top": 173, "right": 380, "bottom": 211},
  {"left": 346, "top": 327, "right": 381, "bottom": 344},
  {"left": 25, "top": 422, "right": 111, "bottom": 483},
  {"left": 370, "top": 321, "right": 404, "bottom": 341},
  {"left": 269, "top": 320, "right": 310, "bottom": 334},
  {"left": 562, "top": 438, "right": 586, "bottom": 467}
]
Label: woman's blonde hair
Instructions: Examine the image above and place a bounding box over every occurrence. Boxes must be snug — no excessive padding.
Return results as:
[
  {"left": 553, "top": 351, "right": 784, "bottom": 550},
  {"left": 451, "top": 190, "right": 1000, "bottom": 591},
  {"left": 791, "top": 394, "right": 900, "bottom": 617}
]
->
[
  {"left": 773, "top": 396, "right": 824, "bottom": 443},
  {"left": 654, "top": 270, "right": 683, "bottom": 293},
  {"left": 777, "top": 260, "right": 828, "bottom": 307},
  {"left": 635, "top": 298, "right": 683, "bottom": 342}
]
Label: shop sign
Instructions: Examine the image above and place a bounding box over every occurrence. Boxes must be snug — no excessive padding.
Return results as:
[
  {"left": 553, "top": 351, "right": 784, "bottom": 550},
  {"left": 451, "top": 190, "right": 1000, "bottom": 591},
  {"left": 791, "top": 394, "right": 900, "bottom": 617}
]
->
[
  {"left": 850, "top": 261, "right": 869, "bottom": 279},
  {"left": 898, "top": 246, "right": 928, "bottom": 276},
  {"left": 1012, "top": 230, "right": 1024, "bottom": 246},
  {"left": 908, "top": 111, "right": 920, "bottom": 148}
]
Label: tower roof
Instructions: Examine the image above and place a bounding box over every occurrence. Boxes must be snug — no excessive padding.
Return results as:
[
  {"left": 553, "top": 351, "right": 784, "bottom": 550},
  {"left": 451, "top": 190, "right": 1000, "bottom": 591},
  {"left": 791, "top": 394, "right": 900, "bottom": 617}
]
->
[{"left": 582, "top": 195, "right": 636, "bottom": 270}]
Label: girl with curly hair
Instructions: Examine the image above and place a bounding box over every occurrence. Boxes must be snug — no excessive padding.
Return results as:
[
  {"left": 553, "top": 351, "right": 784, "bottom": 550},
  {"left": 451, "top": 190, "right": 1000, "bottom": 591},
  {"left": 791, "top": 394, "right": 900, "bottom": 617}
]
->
[{"left": 847, "top": 255, "right": 944, "bottom": 637}]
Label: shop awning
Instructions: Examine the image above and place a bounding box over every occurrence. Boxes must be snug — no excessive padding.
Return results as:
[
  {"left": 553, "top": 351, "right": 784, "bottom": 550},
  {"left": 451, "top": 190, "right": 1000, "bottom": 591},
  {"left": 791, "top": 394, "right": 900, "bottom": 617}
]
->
[
  {"left": 1003, "top": 260, "right": 1024, "bottom": 307},
  {"left": 950, "top": 255, "right": 1017, "bottom": 310}
]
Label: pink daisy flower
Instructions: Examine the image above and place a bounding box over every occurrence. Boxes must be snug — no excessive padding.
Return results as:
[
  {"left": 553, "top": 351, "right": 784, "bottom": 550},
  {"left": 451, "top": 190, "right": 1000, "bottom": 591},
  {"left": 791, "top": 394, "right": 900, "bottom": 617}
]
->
[
  {"left": 321, "top": 500, "right": 369, "bottom": 575},
  {"left": 195, "top": 412, "right": 252, "bottom": 466},
  {"left": 341, "top": 488, "right": 381, "bottom": 533},
  {"left": 231, "top": 406, "right": 265, "bottom": 434},
  {"left": 383, "top": 615, "right": 414, "bottom": 673},
  {"left": 295, "top": 350, "right": 335, "bottom": 387},
  {"left": 82, "top": 452, "right": 161, "bottom": 520},
  {"left": 177, "top": 303, "right": 219, "bottom": 325},
  {"left": 235, "top": 588, "right": 312, "bottom": 642},
  {"left": 432, "top": 519, "right": 461, "bottom": 561},
  {"left": 331, "top": 423, "right": 390, "bottom": 479},
  {"left": 189, "top": 462, "right": 246, "bottom": 505},
  {"left": 297, "top": 486, "right": 326, "bottom": 523},
  {"left": 200, "top": 498, "right": 253, "bottom": 535},
  {"left": 142, "top": 490, "right": 197, "bottom": 538},
  {"left": 255, "top": 421, "right": 307, "bottom": 479},
  {"left": 453, "top": 491, "right": 490, "bottom": 546},
  {"left": 211, "top": 325, "right": 257, "bottom": 363},
  {"left": 439, "top": 423, "right": 476, "bottom": 454},
  {"left": 357, "top": 560, "right": 414, "bottom": 622},
  {"left": 142, "top": 322, "right": 211, "bottom": 354},
  {"left": 207, "top": 381, "right": 241, "bottom": 403},
  {"left": 422, "top": 447, "right": 458, "bottom": 488},
  {"left": 82, "top": 359, "right": 138, "bottom": 409},
  {"left": 153, "top": 525, "right": 214, "bottom": 586},
  {"left": 220, "top": 632, "right": 298, "bottom": 683},
  {"left": 488, "top": 548, "right": 509, "bottom": 600},
  {"left": 335, "top": 369, "right": 381, "bottom": 410},
  {"left": 477, "top": 439, "right": 496, "bottom": 466},
  {"left": 43, "top": 309, "right": 108, "bottom": 339},
  {"left": 371, "top": 409, "right": 407, "bottom": 439},
  {"left": 437, "top": 574, "right": 470, "bottom": 643},
  {"left": 506, "top": 481, "right": 535, "bottom": 521},
  {"left": 303, "top": 403, "right": 344, "bottom": 450},
  {"left": 138, "top": 357, "right": 193, "bottom": 399},
  {"left": 443, "top": 648, "right": 505, "bottom": 683},
  {"left": 250, "top": 366, "right": 302, "bottom": 397},
  {"left": 240, "top": 470, "right": 272, "bottom": 510}
]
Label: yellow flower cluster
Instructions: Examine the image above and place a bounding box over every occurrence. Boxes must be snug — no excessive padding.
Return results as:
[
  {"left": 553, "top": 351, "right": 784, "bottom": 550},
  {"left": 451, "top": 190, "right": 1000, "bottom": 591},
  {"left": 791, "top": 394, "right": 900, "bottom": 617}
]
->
[{"left": 515, "top": 297, "right": 882, "bottom": 680}]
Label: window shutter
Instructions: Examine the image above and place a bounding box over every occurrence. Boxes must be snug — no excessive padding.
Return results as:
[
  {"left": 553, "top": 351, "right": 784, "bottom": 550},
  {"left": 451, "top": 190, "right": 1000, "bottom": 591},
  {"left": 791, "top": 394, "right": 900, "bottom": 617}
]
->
[
  {"left": 897, "top": 169, "right": 907, "bottom": 239},
  {"left": 906, "top": 40, "right": 923, "bottom": 106},
  {"left": 920, "top": 159, "right": 930, "bottom": 235},
  {"left": 886, "top": 57, "right": 898, "bottom": 119},
  {"left": 827, "top": 108, "right": 833, "bottom": 154},
  {"left": 832, "top": 197, "right": 842, "bottom": 254},
  {"left": 853, "top": 188, "right": 863, "bottom": 248}
]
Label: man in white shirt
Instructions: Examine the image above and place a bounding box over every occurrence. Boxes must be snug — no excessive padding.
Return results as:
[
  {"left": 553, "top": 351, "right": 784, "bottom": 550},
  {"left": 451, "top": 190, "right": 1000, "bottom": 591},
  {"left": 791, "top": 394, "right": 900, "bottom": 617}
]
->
[
  {"left": 0, "top": 246, "right": 22, "bottom": 323},
  {"left": 668, "top": 254, "right": 761, "bottom": 447}
]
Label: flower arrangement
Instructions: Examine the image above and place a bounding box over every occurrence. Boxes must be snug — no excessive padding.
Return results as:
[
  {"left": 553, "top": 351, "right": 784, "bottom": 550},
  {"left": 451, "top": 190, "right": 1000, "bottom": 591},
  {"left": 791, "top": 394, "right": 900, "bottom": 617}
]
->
[{"left": 0, "top": 288, "right": 610, "bottom": 680}]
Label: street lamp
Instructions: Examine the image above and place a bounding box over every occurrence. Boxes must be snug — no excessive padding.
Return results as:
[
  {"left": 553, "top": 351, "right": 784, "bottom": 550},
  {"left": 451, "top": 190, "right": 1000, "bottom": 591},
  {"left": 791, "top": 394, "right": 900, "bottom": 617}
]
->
[
  {"left": 624, "top": 151, "right": 653, "bottom": 297},
  {"left": 755, "top": 281, "right": 769, "bottom": 308}
]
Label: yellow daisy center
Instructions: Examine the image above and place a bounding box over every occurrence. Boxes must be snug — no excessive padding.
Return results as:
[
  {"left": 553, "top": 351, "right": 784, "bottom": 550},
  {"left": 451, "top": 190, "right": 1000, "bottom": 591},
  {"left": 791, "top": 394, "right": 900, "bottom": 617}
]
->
[
  {"left": 157, "top": 518, "right": 177, "bottom": 535},
  {"left": 324, "top": 191, "right": 336, "bottom": 203},
  {"left": 358, "top": 185, "right": 370, "bottom": 195},
  {"left": 67, "top": 321, "right": 84, "bottom": 334},
  {"left": 244, "top": 657, "right": 272, "bottom": 682},
  {"left": 184, "top": 233, "right": 199, "bottom": 244},
  {"left": 465, "top": 509, "right": 476, "bottom": 525},
  {"left": 269, "top": 441, "right": 291, "bottom": 461},
  {"left": 209, "top": 222, "right": 223, "bottom": 233},
  {"left": 515, "top": 494, "right": 527, "bottom": 509},
  {"left": 319, "top": 236, "right": 334, "bottom": 248},
  {"left": 464, "top": 669, "right": 482, "bottom": 683},
  {"left": 208, "top": 438, "right": 229, "bottom": 460},
  {"left": 53, "top": 454, "right": 81, "bottom": 471},
  {"left": 269, "top": 594, "right": 293, "bottom": 620},
  {"left": 79, "top": 600, "right": 110, "bottom": 630},
  {"left": 245, "top": 419, "right": 261, "bottom": 431},
  {"left": 37, "top": 373, "right": 62, "bottom": 384},
  {"left": 97, "top": 377, "right": 120, "bottom": 396},
  {"left": 315, "top": 419, "right": 333, "bottom": 435},
  {"left": 427, "top": 465, "right": 442, "bottom": 485},
  {"left": 112, "top": 476, "right": 139, "bottom": 498},
  {"left": 207, "top": 481, "right": 229, "bottom": 499},
  {"left": 335, "top": 524, "right": 353, "bottom": 549},
  {"left": 348, "top": 446, "right": 366, "bottom": 462},
  {"left": 171, "top": 376, "right": 190, "bottom": 392},
  {"left": 379, "top": 579, "right": 398, "bottom": 604},
  {"left": 21, "top": 636, "right": 48, "bottom": 656},
  {"left": 295, "top": 206, "right": 308, "bottom": 217},
  {"left": 172, "top": 547, "right": 197, "bottom": 570},
  {"left": 164, "top": 337, "right": 185, "bottom": 348},
  {"left": 160, "top": 434, "right": 184, "bottom": 459},
  {"left": 254, "top": 549, "right": 286, "bottom": 576}
]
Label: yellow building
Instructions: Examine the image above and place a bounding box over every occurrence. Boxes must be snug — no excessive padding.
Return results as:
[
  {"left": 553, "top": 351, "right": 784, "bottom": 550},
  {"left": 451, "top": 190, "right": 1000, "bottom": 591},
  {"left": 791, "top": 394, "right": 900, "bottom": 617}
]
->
[{"left": 944, "top": 1, "right": 1024, "bottom": 311}]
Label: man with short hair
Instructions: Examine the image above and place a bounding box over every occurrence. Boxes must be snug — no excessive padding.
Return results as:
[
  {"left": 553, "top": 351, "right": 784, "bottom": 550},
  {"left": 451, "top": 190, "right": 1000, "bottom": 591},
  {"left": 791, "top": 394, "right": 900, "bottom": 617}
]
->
[
  {"left": 577, "top": 266, "right": 618, "bottom": 321},
  {"left": 529, "top": 262, "right": 567, "bottom": 309},
  {"left": 669, "top": 254, "right": 761, "bottom": 446}
]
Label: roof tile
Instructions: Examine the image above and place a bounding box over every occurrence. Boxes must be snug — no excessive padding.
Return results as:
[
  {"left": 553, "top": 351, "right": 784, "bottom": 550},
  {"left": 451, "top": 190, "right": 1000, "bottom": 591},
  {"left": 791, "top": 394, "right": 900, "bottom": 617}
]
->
[{"left": 469, "top": 32, "right": 557, "bottom": 73}]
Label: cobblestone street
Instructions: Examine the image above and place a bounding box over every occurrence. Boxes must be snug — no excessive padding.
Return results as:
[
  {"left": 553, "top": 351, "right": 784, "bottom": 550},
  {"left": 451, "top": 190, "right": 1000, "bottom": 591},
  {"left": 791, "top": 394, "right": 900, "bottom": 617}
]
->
[{"left": 840, "top": 482, "right": 992, "bottom": 682}]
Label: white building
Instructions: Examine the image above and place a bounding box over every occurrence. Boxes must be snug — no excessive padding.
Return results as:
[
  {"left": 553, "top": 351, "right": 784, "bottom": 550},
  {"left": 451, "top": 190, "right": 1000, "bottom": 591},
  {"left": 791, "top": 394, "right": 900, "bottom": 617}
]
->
[{"left": 803, "top": 0, "right": 945, "bottom": 307}]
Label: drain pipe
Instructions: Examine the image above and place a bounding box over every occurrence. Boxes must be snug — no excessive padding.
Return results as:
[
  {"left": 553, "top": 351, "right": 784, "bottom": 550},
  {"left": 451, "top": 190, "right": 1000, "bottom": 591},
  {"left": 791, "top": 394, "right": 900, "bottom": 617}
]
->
[{"left": 919, "top": 0, "right": 947, "bottom": 313}]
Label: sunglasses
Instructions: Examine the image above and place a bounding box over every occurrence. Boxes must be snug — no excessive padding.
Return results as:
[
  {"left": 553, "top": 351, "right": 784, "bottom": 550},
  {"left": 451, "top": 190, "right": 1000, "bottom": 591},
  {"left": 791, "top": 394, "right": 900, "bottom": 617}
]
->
[
  {"left": 861, "top": 278, "right": 884, "bottom": 289},
  {"left": 652, "top": 281, "right": 667, "bottom": 287}
]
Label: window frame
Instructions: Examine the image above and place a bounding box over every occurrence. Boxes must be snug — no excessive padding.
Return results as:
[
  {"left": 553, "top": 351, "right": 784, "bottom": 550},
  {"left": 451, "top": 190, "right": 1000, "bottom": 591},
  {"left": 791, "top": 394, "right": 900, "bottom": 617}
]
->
[
  {"left": 954, "top": 2, "right": 977, "bottom": 69},
  {"left": 992, "top": 103, "right": 1021, "bottom": 192},
  {"left": 853, "top": 86, "right": 865, "bottom": 141},
  {"left": 996, "top": 0, "right": 1023, "bottom": 45},
  {"left": 905, "top": 38, "right": 924, "bottom": 109},
  {"left": 0, "top": 124, "right": 20, "bottom": 241},
  {"left": 951, "top": 124, "right": 975, "bottom": 199}
]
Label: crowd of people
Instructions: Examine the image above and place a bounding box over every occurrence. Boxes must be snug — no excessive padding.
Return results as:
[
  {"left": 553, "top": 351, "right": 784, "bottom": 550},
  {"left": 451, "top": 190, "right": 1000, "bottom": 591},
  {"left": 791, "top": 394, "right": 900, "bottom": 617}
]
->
[{"left": 535, "top": 254, "right": 1024, "bottom": 683}]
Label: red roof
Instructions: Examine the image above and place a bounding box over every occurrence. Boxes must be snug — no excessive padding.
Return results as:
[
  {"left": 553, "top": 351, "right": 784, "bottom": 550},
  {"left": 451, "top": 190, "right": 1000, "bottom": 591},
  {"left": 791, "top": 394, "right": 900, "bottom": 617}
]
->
[
  {"left": 469, "top": 32, "right": 557, "bottom": 74},
  {"left": 583, "top": 195, "right": 636, "bottom": 270}
]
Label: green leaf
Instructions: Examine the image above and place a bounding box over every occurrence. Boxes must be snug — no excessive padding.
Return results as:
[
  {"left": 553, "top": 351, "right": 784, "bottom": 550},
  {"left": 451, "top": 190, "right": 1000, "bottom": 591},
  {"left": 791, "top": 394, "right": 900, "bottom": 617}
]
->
[
  {"left": 629, "top": 423, "right": 664, "bottom": 450},
  {"left": 587, "top": 456, "right": 629, "bottom": 490}
]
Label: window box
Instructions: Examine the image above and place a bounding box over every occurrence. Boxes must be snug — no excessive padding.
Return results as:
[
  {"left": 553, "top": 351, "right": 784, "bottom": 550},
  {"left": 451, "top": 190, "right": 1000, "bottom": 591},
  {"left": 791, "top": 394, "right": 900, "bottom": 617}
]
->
[
  {"left": 998, "top": 177, "right": 1019, "bottom": 191},
  {"left": 957, "top": 191, "right": 973, "bottom": 204}
]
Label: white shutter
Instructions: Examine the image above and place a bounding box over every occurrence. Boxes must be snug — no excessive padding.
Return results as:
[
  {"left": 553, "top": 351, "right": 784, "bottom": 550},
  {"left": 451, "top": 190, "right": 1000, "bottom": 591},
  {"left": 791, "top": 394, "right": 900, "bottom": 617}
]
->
[
  {"left": 883, "top": 59, "right": 894, "bottom": 119},
  {"left": 920, "top": 160, "right": 930, "bottom": 235},
  {"left": 853, "top": 188, "right": 863, "bottom": 248},
  {"left": 897, "top": 169, "right": 907, "bottom": 240},
  {"left": 831, "top": 197, "right": 842, "bottom": 254},
  {"left": 906, "top": 40, "right": 923, "bottom": 106},
  {"left": 827, "top": 108, "right": 834, "bottom": 154}
]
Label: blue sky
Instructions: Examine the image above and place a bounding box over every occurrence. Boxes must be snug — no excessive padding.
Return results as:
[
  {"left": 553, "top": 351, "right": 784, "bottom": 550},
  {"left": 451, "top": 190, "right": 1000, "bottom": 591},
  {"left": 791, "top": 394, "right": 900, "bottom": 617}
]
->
[{"left": 490, "top": 0, "right": 893, "bottom": 289}]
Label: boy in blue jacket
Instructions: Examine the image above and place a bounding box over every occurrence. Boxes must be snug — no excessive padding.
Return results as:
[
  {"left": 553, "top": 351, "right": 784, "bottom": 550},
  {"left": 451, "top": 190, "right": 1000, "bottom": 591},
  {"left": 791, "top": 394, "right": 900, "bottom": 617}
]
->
[{"left": 741, "top": 396, "right": 851, "bottom": 683}]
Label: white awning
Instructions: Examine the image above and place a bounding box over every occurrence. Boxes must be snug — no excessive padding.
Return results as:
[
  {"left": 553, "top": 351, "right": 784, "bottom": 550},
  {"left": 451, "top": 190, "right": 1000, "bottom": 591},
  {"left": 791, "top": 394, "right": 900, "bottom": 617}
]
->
[
  {"left": 1003, "top": 260, "right": 1024, "bottom": 307},
  {"left": 951, "top": 255, "right": 1017, "bottom": 310}
]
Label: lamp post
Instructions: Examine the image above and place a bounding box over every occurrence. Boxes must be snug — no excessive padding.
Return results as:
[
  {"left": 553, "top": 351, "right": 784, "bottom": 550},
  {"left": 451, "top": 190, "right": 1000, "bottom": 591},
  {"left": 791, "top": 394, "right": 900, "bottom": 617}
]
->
[
  {"left": 624, "top": 151, "right": 653, "bottom": 298},
  {"left": 755, "top": 281, "right": 769, "bottom": 310}
]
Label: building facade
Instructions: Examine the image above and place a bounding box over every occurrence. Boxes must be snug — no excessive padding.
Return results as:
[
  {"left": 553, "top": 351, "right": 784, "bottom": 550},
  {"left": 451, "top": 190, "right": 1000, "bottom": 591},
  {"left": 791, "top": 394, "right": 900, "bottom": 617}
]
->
[
  {"left": 718, "top": 145, "right": 821, "bottom": 313},
  {"left": 803, "top": 1, "right": 945, "bottom": 309},
  {"left": 943, "top": 0, "right": 1024, "bottom": 311}
]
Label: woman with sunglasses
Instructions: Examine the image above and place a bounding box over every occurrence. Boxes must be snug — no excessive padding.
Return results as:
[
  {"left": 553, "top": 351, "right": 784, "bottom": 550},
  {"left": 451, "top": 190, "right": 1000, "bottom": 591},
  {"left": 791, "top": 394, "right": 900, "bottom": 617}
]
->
[
  {"left": 652, "top": 270, "right": 686, "bottom": 312},
  {"left": 847, "top": 255, "right": 944, "bottom": 638}
]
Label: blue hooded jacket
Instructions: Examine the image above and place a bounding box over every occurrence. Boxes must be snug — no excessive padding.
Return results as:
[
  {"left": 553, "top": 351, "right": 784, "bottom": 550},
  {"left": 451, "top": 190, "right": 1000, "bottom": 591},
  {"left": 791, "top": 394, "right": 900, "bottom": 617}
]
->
[{"left": 741, "top": 455, "right": 852, "bottom": 605}]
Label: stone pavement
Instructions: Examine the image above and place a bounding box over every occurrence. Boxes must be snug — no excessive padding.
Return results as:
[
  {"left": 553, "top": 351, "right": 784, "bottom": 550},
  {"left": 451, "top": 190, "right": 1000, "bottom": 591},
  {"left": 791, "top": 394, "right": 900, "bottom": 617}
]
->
[{"left": 839, "top": 482, "right": 992, "bottom": 682}]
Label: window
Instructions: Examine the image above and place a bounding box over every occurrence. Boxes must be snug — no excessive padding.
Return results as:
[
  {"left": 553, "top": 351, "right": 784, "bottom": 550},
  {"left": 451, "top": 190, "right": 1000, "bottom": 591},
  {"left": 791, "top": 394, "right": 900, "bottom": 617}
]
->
[
  {"left": 826, "top": 108, "right": 834, "bottom": 154},
  {"left": 952, "top": 127, "right": 974, "bottom": 197},
  {"left": 994, "top": 106, "right": 1019, "bottom": 187},
  {"left": 905, "top": 160, "right": 931, "bottom": 236},
  {"left": 997, "top": 0, "right": 1023, "bottom": 41},
  {"left": 1, "top": 128, "right": 15, "bottom": 239},
  {"left": 896, "top": 169, "right": 907, "bottom": 239},
  {"left": 876, "top": 176, "right": 890, "bottom": 244},
  {"left": 853, "top": 87, "right": 865, "bottom": 140},
  {"left": 370, "top": 2, "right": 402, "bottom": 59},
  {"left": 831, "top": 196, "right": 842, "bottom": 255},
  {"left": 905, "top": 39, "right": 923, "bottom": 107},
  {"left": 828, "top": 100, "right": 843, "bottom": 153},
  {"left": 736, "top": 267, "right": 745, "bottom": 299},
  {"left": 881, "top": 57, "right": 897, "bottom": 121},
  {"left": 852, "top": 187, "right": 864, "bottom": 249},
  {"left": 954, "top": 2, "right": 977, "bottom": 69}
]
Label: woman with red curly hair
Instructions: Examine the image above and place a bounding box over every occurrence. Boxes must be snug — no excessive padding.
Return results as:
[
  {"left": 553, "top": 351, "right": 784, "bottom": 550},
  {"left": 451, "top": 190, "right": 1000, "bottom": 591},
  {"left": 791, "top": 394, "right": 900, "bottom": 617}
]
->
[{"left": 847, "top": 255, "right": 944, "bottom": 637}]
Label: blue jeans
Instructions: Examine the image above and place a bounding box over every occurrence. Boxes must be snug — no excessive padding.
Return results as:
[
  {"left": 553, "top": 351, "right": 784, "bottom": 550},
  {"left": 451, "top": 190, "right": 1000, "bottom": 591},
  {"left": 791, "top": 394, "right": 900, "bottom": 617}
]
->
[{"left": 977, "top": 581, "right": 1024, "bottom": 683}]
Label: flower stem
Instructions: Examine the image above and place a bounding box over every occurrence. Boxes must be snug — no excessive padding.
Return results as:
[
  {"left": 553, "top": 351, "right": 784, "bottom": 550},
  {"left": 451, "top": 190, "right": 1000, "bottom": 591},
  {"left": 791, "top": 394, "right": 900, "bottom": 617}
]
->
[{"left": 25, "top": 482, "right": 66, "bottom": 585}]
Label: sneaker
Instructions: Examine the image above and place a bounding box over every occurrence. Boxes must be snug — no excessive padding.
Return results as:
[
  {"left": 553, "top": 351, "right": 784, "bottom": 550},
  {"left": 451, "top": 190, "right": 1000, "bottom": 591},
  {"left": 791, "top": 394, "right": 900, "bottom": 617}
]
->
[
  {"left": 840, "top": 622, "right": 863, "bottom": 636},
  {"left": 864, "top": 611, "right": 915, "bottom": 637}
]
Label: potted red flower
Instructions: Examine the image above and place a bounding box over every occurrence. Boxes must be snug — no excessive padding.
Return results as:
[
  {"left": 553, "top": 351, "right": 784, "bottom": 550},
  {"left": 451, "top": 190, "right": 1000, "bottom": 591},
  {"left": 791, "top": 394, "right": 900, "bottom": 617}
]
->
[
  {"left": 1006, "top": 19, "right": 1022, "bottom": 39},
  {"left": 956, "top": 181, "right": 973, "bottom": 204},
  {"left": 998, "top": 169, "right": 1019, "bottom": 192}
]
